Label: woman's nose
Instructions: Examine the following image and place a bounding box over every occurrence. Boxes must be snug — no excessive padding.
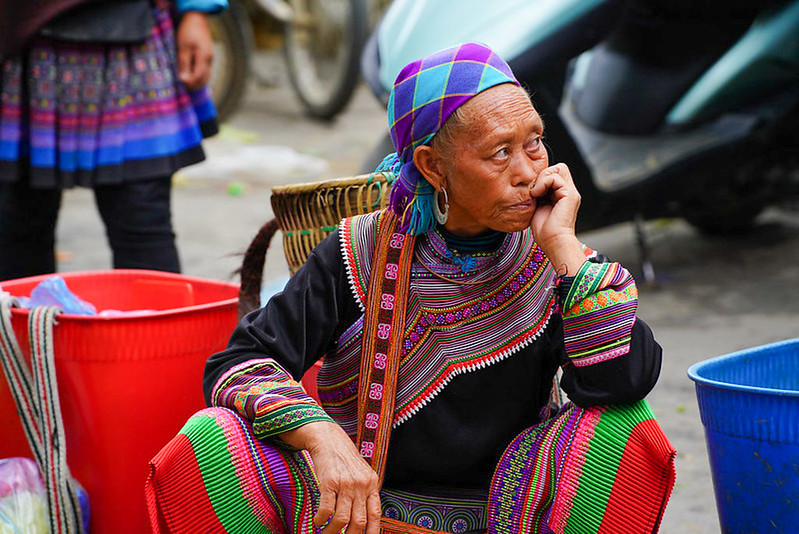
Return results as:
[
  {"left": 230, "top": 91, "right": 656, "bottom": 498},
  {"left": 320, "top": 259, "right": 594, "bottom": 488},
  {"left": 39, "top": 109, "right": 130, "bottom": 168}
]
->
[{"left": 510, "top": 153, "right": 539, "bottom": 187}]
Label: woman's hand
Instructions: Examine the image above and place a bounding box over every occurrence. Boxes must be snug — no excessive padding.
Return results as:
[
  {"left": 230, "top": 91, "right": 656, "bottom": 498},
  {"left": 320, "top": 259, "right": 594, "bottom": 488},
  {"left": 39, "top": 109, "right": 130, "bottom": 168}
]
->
[
  {"left": 176, "top": 11, "right": 214, "bottom": 90},
  {"left": 281, "top": 421, "right": 382, "bottom": 534},
  {"left": 529, "top": 163, "right": 586, "bottom": 275}
]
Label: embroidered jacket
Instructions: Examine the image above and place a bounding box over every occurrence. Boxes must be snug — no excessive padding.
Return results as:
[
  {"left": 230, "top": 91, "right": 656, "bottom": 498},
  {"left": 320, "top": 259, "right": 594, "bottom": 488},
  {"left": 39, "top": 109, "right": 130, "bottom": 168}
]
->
[{"left": 204, "top": 211, "right": 661, "bottom": 489}]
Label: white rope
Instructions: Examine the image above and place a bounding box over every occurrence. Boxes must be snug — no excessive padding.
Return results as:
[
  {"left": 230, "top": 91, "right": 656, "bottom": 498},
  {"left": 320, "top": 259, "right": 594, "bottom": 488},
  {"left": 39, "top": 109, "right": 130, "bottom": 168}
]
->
[
  {"left": 29, "top": 306, "right": 84, "bottom": 534},
  {"left": 0, "top": 297, "right": 84, "bottom": 534},
  {"left": 0, "top": 298, "right": 44, "bottom": 465}
]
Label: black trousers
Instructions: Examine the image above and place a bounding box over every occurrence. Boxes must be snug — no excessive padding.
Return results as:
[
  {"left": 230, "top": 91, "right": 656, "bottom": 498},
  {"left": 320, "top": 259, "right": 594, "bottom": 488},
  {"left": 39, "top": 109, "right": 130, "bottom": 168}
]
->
[{"left": 0, "top": 177, "right": 180, "bottom": 281}]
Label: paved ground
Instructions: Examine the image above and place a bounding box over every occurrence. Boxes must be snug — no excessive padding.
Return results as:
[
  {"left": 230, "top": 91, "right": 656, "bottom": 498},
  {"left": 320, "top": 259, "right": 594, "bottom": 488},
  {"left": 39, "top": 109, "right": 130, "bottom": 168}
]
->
[{"left": 47, "top": 53, "right": 799, "bottom": 533}]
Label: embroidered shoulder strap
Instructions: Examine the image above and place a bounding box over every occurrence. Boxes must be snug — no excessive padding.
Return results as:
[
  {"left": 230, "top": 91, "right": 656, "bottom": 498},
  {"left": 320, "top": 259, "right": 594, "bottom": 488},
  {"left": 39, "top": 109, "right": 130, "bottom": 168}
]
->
[{"left": 355, "top": 210, "right": 415, "bottom": 483}]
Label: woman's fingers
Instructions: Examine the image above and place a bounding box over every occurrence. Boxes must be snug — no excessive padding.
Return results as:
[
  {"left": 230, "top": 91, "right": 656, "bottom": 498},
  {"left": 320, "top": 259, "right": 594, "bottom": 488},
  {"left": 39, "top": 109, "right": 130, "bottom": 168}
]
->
[
  {"left": 344, "top": 496, "right": 369, "bottom": 534},
  {"left": 342, "top": 472, "right": 380, "bottom": 533},
  {"left": 300, "top": 421, "right": 382, "bottom": 532},
  {"left": 313, "top": 485, "right": 336, "bottom": 528},
  {"left": 366, "top": 492, "right": 382, "bottom": 534},
  {"left": 314, "top": 483, "right": 376, "bottom": 533},
  {"left": 531, "top": 163, "right": 574, "bottom": 199},
  {"left": 530, "top": 163, "right": 582, "bottom": 249},
  {"left": 177, "top": 43, "right": 193, "bottom": 87},
  {"left": 176, "top": 12, "right": 213, "bottom": 90},
  {"left": 322, "top": 494, "right": 352, "bottom": 534},
  {"left": 192, "top": 38, "right": 214, "bottom": 88},
  {"left": 312, "top": 464, "right": 380, "bottom": 532},
  {"left": 531, "top": 166, "right": 581, "bottom": 215}
]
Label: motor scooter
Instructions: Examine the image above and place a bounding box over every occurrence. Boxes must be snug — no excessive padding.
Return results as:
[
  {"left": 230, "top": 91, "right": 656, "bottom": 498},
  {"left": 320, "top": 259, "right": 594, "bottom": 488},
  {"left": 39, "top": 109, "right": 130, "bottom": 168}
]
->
[{"left": 361, "top": 0, "right": 799, "bottom": 245}]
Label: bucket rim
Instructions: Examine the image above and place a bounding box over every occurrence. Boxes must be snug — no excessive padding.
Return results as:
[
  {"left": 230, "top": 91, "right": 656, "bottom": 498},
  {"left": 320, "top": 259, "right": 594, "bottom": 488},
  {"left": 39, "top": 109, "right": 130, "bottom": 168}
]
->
[
  {"left": 687, "top": 338, "right": 799, "bottom": 398},
  {"left": 3, "top": 269, "right": 239, "bottom": 320}
]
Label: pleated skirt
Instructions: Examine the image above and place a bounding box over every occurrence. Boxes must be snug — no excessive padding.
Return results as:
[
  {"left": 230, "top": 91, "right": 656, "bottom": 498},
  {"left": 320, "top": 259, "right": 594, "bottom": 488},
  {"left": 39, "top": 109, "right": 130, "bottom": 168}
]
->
[
  {"left": 0, "top": 7, "right": 218, "bottom": 188},
  {"left": 145, "top": 401, "right": 676, "bottom": 533}
]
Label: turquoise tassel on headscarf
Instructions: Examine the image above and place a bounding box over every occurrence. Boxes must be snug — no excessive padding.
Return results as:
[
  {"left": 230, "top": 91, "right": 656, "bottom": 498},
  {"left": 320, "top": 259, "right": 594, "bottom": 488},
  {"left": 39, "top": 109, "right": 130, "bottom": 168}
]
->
[
  {"left": 375, "top": 152, "right": 401, "bottom": 178},
  {"left": 402, "top": 177, "right": 436, "bottom": 236},
  {"left": 376, "top": 152, "right": 437, "bottom": 236}
]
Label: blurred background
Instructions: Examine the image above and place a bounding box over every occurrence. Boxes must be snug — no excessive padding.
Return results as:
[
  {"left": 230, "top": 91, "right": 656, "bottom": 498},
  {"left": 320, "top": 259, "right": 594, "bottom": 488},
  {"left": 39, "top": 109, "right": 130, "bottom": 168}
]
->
[{"left": 52, "top": 1, "right": 799, "bottom": 532}]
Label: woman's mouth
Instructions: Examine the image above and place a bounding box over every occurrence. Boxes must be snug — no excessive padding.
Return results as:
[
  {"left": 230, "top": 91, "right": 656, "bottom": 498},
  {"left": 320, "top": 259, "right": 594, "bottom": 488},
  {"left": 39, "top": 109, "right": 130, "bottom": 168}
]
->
[{"left": 510, "top": 200, "right": 535, "bottom": 211}]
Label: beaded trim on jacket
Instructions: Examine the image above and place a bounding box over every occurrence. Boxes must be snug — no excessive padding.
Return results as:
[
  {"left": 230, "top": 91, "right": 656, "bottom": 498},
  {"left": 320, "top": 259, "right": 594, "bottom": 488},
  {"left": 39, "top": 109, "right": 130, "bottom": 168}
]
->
[{"left": 319, "top": 210, "right": 558, "bottom": 432}]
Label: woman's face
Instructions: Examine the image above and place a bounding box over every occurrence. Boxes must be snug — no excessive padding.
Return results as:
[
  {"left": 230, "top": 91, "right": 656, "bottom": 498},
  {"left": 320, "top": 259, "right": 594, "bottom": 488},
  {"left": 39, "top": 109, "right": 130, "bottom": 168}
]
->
[{"left": 433, "top": 84, "right": 548, "bottom": 236}]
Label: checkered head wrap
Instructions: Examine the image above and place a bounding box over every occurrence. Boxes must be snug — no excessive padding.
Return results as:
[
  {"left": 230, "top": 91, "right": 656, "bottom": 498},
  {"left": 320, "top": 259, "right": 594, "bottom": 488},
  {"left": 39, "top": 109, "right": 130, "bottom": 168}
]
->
[{"left": 376, "top": 42, "right": 520, "bottom": 235}]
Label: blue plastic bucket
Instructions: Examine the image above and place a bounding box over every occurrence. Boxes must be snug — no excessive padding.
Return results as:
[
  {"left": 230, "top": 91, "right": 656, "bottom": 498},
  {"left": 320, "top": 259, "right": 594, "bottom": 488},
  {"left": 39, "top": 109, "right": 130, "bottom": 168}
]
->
[{"left": 688, "top": 338, "right": 799, "bottom": 533}]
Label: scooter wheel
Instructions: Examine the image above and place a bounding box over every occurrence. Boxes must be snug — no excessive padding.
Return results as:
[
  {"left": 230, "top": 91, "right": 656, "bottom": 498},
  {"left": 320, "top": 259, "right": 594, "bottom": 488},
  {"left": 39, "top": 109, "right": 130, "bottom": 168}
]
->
[
  {"left": 283, "top": 0, "right": 368, "bottom": 120},
  {"left": 208, "top": 0, "right": 254, "bottom": 122}
]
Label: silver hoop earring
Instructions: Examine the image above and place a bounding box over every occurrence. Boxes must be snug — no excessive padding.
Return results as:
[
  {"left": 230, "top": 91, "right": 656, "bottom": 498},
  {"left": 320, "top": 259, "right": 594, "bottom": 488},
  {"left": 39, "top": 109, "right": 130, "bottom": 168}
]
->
[{"left": 434, "top": 188, "right": 449, "bottom": 225}]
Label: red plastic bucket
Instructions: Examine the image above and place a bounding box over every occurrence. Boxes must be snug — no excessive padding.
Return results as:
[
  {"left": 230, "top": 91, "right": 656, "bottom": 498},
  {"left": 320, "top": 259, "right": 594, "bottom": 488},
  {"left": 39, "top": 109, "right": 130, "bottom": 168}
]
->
[{"left": 0, "top": 270, "right": 239, "bottom": 534}]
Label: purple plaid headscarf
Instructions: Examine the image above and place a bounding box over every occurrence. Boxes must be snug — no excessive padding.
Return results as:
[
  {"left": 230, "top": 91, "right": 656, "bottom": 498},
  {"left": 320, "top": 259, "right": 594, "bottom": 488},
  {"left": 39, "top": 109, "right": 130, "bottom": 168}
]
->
[{"left": 377, "top": 42, "right": 520, "bottom": 235}]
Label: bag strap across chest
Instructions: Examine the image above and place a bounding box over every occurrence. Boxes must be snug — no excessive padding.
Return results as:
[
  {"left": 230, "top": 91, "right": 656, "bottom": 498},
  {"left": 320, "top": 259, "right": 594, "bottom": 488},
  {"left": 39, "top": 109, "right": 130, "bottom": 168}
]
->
[
  {"left": 355, "top": 210, "right": 415, "bottom": 484},
  {"left": 355, "top": 211, "right": 463, "bottom": 533}
]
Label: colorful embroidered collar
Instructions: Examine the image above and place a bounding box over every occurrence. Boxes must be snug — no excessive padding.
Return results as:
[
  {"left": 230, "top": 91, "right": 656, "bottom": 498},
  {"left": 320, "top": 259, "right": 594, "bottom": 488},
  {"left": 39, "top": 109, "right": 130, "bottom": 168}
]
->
[{"left": 328, "top": 211, "right": 558, "bottom": 428}]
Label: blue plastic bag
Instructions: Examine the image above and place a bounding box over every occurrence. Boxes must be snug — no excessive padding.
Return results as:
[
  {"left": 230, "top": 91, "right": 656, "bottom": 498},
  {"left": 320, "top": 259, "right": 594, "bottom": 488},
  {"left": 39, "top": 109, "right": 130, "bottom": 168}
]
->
[{"left": 16, "top": 277, "right": 96, "bottom": 316}]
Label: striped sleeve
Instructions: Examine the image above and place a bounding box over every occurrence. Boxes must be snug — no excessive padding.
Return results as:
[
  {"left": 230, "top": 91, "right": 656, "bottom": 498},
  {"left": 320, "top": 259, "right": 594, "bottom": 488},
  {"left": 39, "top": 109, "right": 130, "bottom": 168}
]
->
[
  {"left": 210, "top": 358, "right": 333, "bottom": 439},
  {"left": 560, "top": 261, "right": 638, "bottom": 367}
]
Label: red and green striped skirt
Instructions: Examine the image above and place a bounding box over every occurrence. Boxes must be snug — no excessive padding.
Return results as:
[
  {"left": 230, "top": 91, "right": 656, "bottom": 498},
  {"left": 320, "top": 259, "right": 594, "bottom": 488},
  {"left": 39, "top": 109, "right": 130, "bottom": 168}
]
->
[{"left": 146, "top": 401, "right": 675, "bottom": 533}]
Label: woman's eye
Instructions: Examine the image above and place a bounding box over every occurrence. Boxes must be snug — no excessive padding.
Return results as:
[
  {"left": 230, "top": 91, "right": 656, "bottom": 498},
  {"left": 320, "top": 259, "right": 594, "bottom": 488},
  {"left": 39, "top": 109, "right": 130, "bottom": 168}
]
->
[{"left": 527, "top": 137, "right": 542, "bottom": 151}]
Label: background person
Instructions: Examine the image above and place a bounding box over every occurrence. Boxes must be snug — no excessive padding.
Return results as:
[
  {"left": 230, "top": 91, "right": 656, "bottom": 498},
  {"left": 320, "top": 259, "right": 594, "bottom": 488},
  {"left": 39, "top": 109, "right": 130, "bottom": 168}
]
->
[{"left": 0, "top": 0, "right": 226, "bottom": 280}]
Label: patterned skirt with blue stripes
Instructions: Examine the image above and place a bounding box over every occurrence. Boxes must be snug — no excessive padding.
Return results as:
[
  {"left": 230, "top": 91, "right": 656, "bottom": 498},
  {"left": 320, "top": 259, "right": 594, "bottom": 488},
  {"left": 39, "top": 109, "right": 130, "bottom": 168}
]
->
[{"left": 0, "top": 7, "right": 218, "bottom": 189}]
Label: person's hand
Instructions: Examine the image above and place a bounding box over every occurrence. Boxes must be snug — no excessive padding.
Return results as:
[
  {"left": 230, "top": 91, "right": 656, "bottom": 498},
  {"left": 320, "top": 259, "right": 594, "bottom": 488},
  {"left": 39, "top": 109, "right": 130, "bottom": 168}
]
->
[
  {"left": 176, "top": 11, "right": 214, "bottom": 90},
  {"left": 529, "top": 163, "right": 586, "bottom": 275},
  {"left": 281, "top": 421, "right": 382, "bottom": 533}
]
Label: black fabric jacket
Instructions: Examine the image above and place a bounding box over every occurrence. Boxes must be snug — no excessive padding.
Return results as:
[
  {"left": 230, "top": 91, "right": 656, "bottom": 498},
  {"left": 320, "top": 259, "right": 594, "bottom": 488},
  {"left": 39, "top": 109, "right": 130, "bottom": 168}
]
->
[{"left": 204, "top": 231, "right": 662, "bottom": 491}]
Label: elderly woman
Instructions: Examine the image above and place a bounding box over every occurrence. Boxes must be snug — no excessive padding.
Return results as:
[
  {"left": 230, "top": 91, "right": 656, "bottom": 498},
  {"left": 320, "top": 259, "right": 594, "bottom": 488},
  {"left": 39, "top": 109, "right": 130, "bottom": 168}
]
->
[{"left": 147, "top": 43, "right": 674, "bottom": 534}]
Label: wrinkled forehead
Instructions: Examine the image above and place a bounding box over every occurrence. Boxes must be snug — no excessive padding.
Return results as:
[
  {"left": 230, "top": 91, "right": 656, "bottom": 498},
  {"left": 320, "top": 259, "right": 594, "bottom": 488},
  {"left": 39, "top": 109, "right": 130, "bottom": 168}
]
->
[
  {"left": 455, "top": 84, "right": 541, "bottom": 133},
  {"left": 459, "top": 83, "right": 535, "bottom": 115}
]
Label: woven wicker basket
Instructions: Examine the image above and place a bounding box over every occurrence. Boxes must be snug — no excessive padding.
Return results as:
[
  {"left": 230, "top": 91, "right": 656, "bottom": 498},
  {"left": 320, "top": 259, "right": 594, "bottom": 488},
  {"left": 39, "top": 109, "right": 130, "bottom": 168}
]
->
[
  {"left": 270, "top": 172, "right": 394, "bottom": 274},
  {"left": 237, "top": 172, "right": 394, "bottom": 318}
]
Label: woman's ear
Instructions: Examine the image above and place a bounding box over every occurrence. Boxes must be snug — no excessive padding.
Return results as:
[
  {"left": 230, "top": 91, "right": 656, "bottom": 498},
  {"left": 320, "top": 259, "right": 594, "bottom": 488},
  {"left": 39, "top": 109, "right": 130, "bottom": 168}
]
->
[{"left": 413, "top": 145, "right": 446, "bottom": 192}]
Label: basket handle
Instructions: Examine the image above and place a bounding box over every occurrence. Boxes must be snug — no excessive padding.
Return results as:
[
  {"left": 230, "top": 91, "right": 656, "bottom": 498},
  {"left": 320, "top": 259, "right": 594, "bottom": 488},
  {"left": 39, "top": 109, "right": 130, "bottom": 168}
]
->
[{"left": 237, "top": 218, "right": 280, "bottom": 319}]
